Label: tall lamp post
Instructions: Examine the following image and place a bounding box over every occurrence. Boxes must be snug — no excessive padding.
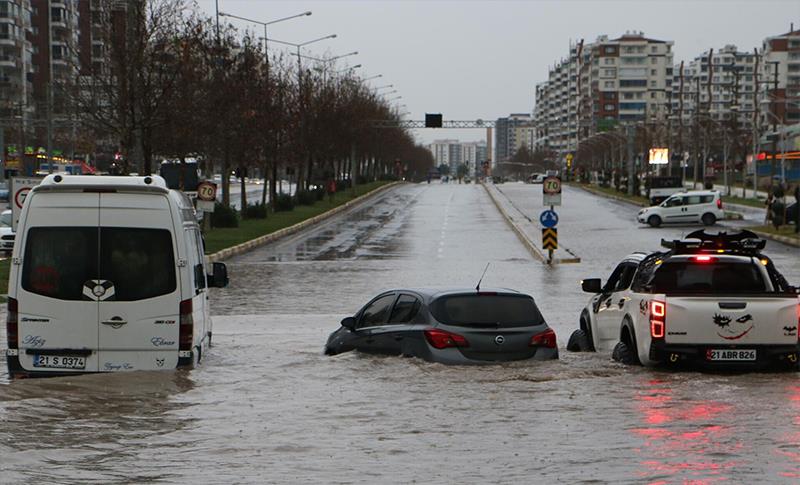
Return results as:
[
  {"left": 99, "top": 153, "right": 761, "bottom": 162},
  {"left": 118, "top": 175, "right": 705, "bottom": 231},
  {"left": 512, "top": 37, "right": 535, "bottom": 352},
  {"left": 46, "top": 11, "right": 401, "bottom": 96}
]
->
[{"left": 218, "top": 10, "right": 312, "bottom": 66}]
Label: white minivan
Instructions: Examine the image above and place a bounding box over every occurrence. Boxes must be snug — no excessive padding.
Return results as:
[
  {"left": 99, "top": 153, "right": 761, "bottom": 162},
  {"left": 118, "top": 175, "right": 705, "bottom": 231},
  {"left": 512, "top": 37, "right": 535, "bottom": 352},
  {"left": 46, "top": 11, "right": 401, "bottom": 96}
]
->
[
  {"left": 5, "top": 175, "right": 228, "bottom": 378},
  {"left": 637, "top": 190, "right": 725, "bottom": 228}
]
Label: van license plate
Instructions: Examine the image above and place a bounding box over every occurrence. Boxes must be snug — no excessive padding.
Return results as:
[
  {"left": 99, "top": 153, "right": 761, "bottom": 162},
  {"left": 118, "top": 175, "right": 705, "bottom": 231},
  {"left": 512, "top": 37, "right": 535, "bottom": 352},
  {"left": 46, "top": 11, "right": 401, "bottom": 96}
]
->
[
  {"left": 33, "top": 355, "right": 86, "bottom": 370},
  {"left": 706, "top": 349, "right": 756, "bottom": 361}
]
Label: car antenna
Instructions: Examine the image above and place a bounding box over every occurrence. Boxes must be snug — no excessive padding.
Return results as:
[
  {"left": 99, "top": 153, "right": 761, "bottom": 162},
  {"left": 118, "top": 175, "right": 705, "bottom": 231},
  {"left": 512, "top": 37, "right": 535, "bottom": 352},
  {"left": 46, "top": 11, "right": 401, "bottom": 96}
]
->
[{"left": 475, "top": 263, "right": 490, "bottom": 292}]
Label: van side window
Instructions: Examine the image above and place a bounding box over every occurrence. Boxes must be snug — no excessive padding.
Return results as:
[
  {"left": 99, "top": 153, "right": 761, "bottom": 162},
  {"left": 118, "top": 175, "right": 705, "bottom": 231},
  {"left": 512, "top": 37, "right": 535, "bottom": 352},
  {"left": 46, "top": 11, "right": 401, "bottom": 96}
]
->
[
  {"left": 22, "top": 227, "right": 99, "bottom": 300},
  {"left": 188, "top": 229, "right": 206, "bottom": 291}
]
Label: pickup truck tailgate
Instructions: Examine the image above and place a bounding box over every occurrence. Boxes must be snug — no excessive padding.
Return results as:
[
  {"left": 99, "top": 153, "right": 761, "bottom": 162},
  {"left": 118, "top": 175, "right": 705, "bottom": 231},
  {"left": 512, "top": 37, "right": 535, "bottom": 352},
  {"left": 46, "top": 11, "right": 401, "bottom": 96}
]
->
[{"left": 664, "top": 296, "right": 799, "bottom": 345}]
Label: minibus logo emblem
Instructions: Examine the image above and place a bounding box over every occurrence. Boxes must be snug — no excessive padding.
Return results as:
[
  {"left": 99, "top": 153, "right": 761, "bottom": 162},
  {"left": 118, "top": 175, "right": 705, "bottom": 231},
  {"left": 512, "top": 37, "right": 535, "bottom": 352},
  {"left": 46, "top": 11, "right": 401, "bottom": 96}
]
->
[
  {"left": 93, "top": 285, "right": 106, "bottom": 297},
  {"left": 495, "top": 335, "right": 505, "bottom": 345}
]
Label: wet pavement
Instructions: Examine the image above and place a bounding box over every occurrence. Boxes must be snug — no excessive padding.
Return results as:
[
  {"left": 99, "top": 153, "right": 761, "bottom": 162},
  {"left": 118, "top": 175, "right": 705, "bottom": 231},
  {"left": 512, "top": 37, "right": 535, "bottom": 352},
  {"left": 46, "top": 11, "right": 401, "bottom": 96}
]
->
[{"left": 1, "top": 181, "right": 799, "bottom": 483}]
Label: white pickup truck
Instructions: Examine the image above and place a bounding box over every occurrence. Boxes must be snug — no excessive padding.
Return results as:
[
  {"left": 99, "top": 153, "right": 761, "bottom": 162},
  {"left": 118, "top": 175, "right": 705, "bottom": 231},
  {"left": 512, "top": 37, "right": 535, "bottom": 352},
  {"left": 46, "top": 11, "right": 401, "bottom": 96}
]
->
[{"left": 567, "top": 230, "right": 800, "bottom": 369}]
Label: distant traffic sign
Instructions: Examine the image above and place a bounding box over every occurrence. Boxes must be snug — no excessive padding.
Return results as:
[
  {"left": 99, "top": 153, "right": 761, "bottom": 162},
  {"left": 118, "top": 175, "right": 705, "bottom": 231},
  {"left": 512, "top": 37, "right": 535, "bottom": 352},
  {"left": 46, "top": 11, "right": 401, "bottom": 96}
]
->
[
  {"left": 11, "top": 177, "right": 41, "bottom": 232},
  {"left": 543, "top": 176, "right": 561, "bottom": 195},
  {"left": 542, "top": 228, "right": 558, "bottom": 250},
  {"left": 539, "top": 210, "right": 559, "bottom": 228}
]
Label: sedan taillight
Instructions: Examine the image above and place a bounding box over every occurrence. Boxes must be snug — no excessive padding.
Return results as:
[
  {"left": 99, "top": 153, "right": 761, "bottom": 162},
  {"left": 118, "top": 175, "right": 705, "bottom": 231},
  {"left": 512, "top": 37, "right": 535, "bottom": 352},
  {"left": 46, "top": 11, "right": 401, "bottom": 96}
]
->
[
  {"left": 424, "top": 329, "right": 469, "bottom": 349},
  {"left": 529, "top": 328, "right": 557, "bottom": 348}
]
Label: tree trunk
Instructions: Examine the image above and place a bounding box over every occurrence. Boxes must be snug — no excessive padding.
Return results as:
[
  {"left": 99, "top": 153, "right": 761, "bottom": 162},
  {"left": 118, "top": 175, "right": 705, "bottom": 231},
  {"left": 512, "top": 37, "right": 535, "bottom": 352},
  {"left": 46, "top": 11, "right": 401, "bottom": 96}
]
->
[
  {"left": 240, "top": 165, "right": 246, "bottom": 217},
  {"left": 222, "top": 150, "right": 230, "bottom": 207}
]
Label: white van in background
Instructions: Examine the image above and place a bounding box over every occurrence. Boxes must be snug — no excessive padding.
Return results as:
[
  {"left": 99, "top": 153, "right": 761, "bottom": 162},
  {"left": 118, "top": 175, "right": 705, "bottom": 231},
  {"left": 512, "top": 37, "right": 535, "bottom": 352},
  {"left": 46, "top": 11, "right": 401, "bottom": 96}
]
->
[{"left": 5, "top": 175, "right": 228, "bottom": 378}]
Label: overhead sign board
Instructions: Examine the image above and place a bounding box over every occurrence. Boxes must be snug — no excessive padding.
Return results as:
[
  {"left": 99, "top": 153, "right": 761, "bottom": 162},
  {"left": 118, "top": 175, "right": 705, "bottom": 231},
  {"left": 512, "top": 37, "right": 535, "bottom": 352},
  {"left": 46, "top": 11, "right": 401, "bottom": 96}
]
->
[{"left": 11, "top": 177, "right": 42, "bottom": 231}]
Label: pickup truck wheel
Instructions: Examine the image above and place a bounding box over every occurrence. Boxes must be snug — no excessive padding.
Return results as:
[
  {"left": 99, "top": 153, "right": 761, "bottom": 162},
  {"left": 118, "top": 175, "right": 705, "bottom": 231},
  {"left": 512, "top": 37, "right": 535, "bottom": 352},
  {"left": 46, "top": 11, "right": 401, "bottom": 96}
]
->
[
  {"left": 612, "top": 341, "right": 639, "bottom": 365},
  {"left": 701, "top": 213, "right": 716, "bottom": 226},
  {"left": 567, "top": 329, "right": 591, "bottom": 352},
  {"left": 647, "top": 215, "right": 662, "bottom": 228}
]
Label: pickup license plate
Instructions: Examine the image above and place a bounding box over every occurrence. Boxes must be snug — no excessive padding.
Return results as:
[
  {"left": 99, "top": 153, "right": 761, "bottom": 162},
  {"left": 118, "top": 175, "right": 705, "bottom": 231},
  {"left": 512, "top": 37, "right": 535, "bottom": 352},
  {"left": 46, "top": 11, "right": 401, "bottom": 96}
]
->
[
  {"left": 33, "top": 355, "right": 86, "bottom": 370},
  {"left": 706, "top": 349, "right": 756, "bottom": 361}
]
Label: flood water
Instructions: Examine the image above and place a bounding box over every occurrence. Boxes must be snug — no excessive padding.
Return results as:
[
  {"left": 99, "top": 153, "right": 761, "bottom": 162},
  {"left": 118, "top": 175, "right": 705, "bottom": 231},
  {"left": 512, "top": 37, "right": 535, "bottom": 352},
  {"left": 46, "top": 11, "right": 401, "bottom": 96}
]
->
[{"left": 1, "top": 183, "right": 799, "bottom": 483}]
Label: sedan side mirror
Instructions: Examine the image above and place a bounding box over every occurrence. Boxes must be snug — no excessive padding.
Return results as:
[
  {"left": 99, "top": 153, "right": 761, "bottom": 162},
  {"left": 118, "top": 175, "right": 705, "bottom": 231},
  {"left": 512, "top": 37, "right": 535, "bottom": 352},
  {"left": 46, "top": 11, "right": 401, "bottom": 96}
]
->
[
  {"left": 340, "top": 316, "right": 356, "bottom": 330},
  {"left": 581, "top": 278, "right": 602, "bottom": 293},
  {"left": 207, "top": 262, "right": 229, "bottom": 288}
]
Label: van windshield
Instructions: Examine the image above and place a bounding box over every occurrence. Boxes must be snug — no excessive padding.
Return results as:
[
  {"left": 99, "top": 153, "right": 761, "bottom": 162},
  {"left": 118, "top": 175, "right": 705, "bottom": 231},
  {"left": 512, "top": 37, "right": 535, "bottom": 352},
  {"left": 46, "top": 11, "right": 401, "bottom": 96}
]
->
[{"left": 22, "top": 227, "right": 176, "bottom": 301}]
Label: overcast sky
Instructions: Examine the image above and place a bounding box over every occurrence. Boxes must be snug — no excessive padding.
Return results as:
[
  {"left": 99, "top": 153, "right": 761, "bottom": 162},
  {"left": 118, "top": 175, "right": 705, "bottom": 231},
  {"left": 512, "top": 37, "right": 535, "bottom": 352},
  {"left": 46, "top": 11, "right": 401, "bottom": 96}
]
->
[{"left": 194, "top": 0, "right": 799, "bottom": 145}]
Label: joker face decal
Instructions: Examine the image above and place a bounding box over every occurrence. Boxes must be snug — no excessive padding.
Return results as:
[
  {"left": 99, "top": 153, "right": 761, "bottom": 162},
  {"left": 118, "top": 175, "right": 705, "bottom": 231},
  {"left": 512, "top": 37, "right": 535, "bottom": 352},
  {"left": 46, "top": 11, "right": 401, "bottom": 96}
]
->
[{"left": 713, "top": 313, "right": 754, "bottom": 340}]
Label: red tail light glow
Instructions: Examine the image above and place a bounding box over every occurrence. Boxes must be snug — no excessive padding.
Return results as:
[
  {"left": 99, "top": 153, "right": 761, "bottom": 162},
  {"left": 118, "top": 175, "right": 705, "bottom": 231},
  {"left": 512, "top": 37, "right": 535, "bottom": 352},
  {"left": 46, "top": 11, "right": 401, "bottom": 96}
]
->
[
  {"left": 692, "top": 255, "right": 715, "bottom": 263},
  {"left": 424, "top": 329, "right": 469, "bottom": 349},
  {"left": 716, "top": 198, "right": 723, "bottom": 209},
  {"left": 650, "top": 300, "right": 666, "bottom": 339},
  {"left": 179, "top": 299, "right": 194, "bottom": 351},
  {"left": 530, "top": 328, "right": 557, "bottom": 348},
  {"left": 6, "top": 297, "right": 18, "bottom": 349}
]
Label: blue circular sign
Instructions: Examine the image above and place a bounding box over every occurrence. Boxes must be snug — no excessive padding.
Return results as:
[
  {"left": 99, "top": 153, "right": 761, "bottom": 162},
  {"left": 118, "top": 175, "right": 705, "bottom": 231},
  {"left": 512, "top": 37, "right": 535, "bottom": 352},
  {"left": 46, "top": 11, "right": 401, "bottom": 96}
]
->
[{"left": 540, "top": 210, "right": 559, "bottom": 228}]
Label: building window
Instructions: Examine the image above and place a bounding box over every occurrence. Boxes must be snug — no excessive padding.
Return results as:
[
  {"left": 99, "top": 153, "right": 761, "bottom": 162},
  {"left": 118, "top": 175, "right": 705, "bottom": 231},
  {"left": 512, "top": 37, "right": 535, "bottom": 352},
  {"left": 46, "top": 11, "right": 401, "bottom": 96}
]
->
[
  {"left": 604, "top": 104, "right": 614, "bottom": 110},
  {"left": 650, "top": 69, "right": 657, "bottom": 75},
  {"left": 651, "top": 57, "right": 657, "bottom": 64},
  {"left": 604, "top": 81, "right": 614, "bottom": 88},
  {"left": 604, "top": 58, "right": 615, "bottom": 65},
  {"left": 651, "top": 45, "right": 657, "bottom": 53}
]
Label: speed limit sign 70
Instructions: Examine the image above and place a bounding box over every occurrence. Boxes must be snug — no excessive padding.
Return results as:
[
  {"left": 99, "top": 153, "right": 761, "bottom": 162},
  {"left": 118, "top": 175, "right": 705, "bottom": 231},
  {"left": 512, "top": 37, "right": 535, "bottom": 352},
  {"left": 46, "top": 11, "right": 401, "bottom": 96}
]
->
[
  {"left": 543, "top": 176, "right": 561, "bottom": 195},
  {"left": 197, "top": 181, "right": 217, "bottom": 202}
]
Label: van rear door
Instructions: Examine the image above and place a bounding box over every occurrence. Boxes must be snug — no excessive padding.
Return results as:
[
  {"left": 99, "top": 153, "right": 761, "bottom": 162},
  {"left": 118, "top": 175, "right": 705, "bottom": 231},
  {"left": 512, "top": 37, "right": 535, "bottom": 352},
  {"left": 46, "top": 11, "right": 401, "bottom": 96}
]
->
[
  {"left": 16, "top": 193, "right": 100, "bottom": 373},
  {"left": 96, "top": 193, "right": 181, "bottom": 371}
]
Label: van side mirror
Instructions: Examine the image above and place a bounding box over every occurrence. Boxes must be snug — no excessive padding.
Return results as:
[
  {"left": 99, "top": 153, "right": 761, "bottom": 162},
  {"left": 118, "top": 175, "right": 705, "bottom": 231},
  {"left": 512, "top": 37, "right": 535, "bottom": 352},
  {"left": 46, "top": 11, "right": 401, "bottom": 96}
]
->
[
  {"left": 340, "top": 316, "right": 356, "bottom": 330},
  {"left": 581, "top": 278, "right": 602, "bottom": 293},
  {"left": 207, "top": 262, "right": 228, "bottom": 288}
]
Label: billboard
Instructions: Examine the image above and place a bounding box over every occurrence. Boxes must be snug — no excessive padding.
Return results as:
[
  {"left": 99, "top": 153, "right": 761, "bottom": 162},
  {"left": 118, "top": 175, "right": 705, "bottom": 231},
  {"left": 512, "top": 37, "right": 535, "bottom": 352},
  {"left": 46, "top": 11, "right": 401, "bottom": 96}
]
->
[{"left": 648, "top": 148, "right": 669, "bottom": 165}]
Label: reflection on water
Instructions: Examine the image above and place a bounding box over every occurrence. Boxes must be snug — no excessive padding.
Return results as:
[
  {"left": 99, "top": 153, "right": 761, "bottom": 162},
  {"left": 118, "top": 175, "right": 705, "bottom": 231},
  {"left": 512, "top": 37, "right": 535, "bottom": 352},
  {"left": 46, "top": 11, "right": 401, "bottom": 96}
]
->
[{"left": 0, "top": 371, "right": 195, "bottom": 483}]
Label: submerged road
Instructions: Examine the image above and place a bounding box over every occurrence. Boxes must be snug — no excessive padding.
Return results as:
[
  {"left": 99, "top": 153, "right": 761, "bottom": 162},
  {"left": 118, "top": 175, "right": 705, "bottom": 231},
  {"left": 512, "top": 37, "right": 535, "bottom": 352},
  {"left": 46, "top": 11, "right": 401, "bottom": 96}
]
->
[{"left": 1, "top": 182, "right": 799, "bottom": 483}]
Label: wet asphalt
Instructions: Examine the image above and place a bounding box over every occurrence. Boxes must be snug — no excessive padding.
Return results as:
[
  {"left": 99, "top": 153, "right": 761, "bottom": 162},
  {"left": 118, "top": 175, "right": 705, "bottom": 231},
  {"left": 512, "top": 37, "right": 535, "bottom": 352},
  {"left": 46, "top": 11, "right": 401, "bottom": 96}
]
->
[{"left": 1, "top": 181, "right": 799, "bottom": 484}]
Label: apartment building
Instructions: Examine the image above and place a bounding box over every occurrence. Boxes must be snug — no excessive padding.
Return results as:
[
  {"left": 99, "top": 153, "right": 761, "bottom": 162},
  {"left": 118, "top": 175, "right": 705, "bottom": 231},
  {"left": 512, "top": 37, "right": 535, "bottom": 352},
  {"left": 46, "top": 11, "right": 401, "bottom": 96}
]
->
[
  {"left": 495, "top": 113, "right": 533, "bottom": 164},
  {"left": 760, "top": 27, "right": 800, "bottom": 126},
  {"left": 0, "top": 0, "right": 34, "bottom": 118},
  {"left": 534, "top": 32, "right": 674, "bottom": 157},
  {"left": 670, "top": 45, "right": 758, "bottom": 128}
]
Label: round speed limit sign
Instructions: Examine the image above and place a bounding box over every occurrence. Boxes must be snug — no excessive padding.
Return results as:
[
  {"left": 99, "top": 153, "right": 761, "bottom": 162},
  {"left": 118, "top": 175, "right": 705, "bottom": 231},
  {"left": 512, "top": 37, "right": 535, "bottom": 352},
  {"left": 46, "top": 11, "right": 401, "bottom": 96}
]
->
[
  {"left": 197, "top": 181, "right": 217, "bottom": 202},
  {"left": 543, "top": 176, "right": 561, "bottom": 195}
]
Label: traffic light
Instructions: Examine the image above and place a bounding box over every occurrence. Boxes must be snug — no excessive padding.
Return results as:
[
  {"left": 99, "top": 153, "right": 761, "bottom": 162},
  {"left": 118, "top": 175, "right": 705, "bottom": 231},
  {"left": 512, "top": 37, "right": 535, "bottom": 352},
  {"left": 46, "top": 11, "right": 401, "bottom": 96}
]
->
[{"left": 425, "top": 113, "right": 442, "bottom": 128}]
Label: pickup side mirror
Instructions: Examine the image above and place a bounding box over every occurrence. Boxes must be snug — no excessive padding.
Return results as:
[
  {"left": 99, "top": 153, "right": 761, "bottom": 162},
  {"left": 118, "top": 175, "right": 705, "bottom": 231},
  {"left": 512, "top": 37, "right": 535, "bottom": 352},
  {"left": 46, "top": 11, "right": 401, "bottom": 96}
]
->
[
  {"left": 581, "top": 278, "right": 602, "bottom": 293},
  {"left": 207, "top": 262, "right": 229, "bottom": 288},
  {"left": 340, "top": 316, "right": 356, "bottom": 330}
]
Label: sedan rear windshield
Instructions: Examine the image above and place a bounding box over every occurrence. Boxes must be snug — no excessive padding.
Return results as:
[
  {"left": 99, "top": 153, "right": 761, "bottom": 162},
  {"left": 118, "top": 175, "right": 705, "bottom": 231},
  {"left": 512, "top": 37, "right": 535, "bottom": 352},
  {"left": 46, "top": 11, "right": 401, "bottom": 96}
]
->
[
  {"left": 650, "top": 261, "right": 767, "bottom": 294},
  {"left": 430, "top": 294, "right": 544, "bottom": 327}
]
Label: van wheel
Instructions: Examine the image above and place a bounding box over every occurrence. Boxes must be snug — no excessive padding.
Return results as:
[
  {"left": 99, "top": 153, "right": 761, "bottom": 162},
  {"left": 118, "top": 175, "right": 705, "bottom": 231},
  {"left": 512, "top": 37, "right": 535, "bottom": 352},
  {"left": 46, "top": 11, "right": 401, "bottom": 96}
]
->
[
  {"left": 567, "top": 329, "right": 591, "bottom": 352},
  {"left": 612, "top": 341, "right": 639, "bottom": 365},
  {"left": 702, "top": 213, "right": 716, "bottom": 226},
  {"left": 647, "top": 215, "right": 662, "bottom": 228}
]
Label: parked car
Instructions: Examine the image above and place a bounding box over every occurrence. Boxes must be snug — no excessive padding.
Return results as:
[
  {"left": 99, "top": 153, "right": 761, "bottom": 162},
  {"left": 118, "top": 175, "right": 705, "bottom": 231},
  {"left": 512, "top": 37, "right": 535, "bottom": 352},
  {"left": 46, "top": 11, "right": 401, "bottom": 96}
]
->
[
  {"left": 528, "top": 173, "right": 545, "bottom": 184},
  {"left": 0, "top": 209, "right": 14, "bottom": 253},
  {"left": 325, "top": 288, "right": 558, "bottom": 364},
  {"left": 567, "top": 230, "right": 799, "bottom": 369},
  {"left": 637, "top": 190, "right": 724, "bottom": 227},
  {"left": 6, "top": 174, "right": 229, "bottom": 378}
]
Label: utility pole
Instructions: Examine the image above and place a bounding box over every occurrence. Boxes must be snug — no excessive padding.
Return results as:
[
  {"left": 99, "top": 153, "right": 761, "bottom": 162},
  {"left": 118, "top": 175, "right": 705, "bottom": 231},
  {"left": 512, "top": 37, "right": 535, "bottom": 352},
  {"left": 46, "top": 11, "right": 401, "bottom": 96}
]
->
[
  {"left": 678, "top": 61, "right": 685, "bottom": 183},
  {"left": 752, "top": 47, "right": 760, "bottom": 197},
  {"left": 693, "top": 77, "right": 700, "bottom": 188},
  {"left": 770, "top": 61, "right": 779, "bottom": 182},
  {"left": 626, "top": 124, "right": 635, "bottom": 196}
]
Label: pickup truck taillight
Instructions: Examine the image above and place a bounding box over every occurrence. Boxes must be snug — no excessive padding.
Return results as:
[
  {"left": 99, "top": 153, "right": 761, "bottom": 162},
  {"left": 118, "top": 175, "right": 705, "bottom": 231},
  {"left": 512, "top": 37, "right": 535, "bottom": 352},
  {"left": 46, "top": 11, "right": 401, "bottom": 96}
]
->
[{"left": 650, "top": 300, "right": 666, "bottom": 339}]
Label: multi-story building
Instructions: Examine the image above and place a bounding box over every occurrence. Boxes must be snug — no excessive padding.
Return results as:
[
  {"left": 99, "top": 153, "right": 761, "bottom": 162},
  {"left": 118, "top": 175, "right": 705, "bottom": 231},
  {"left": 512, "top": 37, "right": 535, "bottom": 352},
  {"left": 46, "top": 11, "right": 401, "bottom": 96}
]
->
[
  {"left": 760, "top": 27, "right": 800, "bottom": 127},
  {"left": 495, "top": 113, "right": 532, "bottom": 164},
  {"left": 0, "top": 0, "right": 34, "bottom": 118},
  {"left": 534, "top": 32, "right": 674, "bottom": 158},
  {"left": 670, "top": 45, "right": 758, "bottom": 128},
  {"left": 428, "top": 139, "right": 488, "bottom": 176}
]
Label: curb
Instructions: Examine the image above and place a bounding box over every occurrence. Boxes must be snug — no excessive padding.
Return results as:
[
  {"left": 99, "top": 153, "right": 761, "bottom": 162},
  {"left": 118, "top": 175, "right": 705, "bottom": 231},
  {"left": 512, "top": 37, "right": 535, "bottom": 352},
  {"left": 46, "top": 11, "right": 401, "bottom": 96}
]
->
[
  {"left": 748, "top": 229, "right": 800, "bottom": 248},
  {"left": 207, "top": 182, "right": 401, "bottom": 262},
  {"left": 481, "top": 182, "right": 547, "bottom": 263}
]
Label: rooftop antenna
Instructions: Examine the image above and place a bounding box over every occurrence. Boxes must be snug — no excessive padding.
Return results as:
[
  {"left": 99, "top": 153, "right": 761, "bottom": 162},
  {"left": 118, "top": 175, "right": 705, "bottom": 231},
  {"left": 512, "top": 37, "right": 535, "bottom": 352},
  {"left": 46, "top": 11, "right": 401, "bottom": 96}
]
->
[{"left": 475, "top": 263, "right": 490, "bottom": 292}]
